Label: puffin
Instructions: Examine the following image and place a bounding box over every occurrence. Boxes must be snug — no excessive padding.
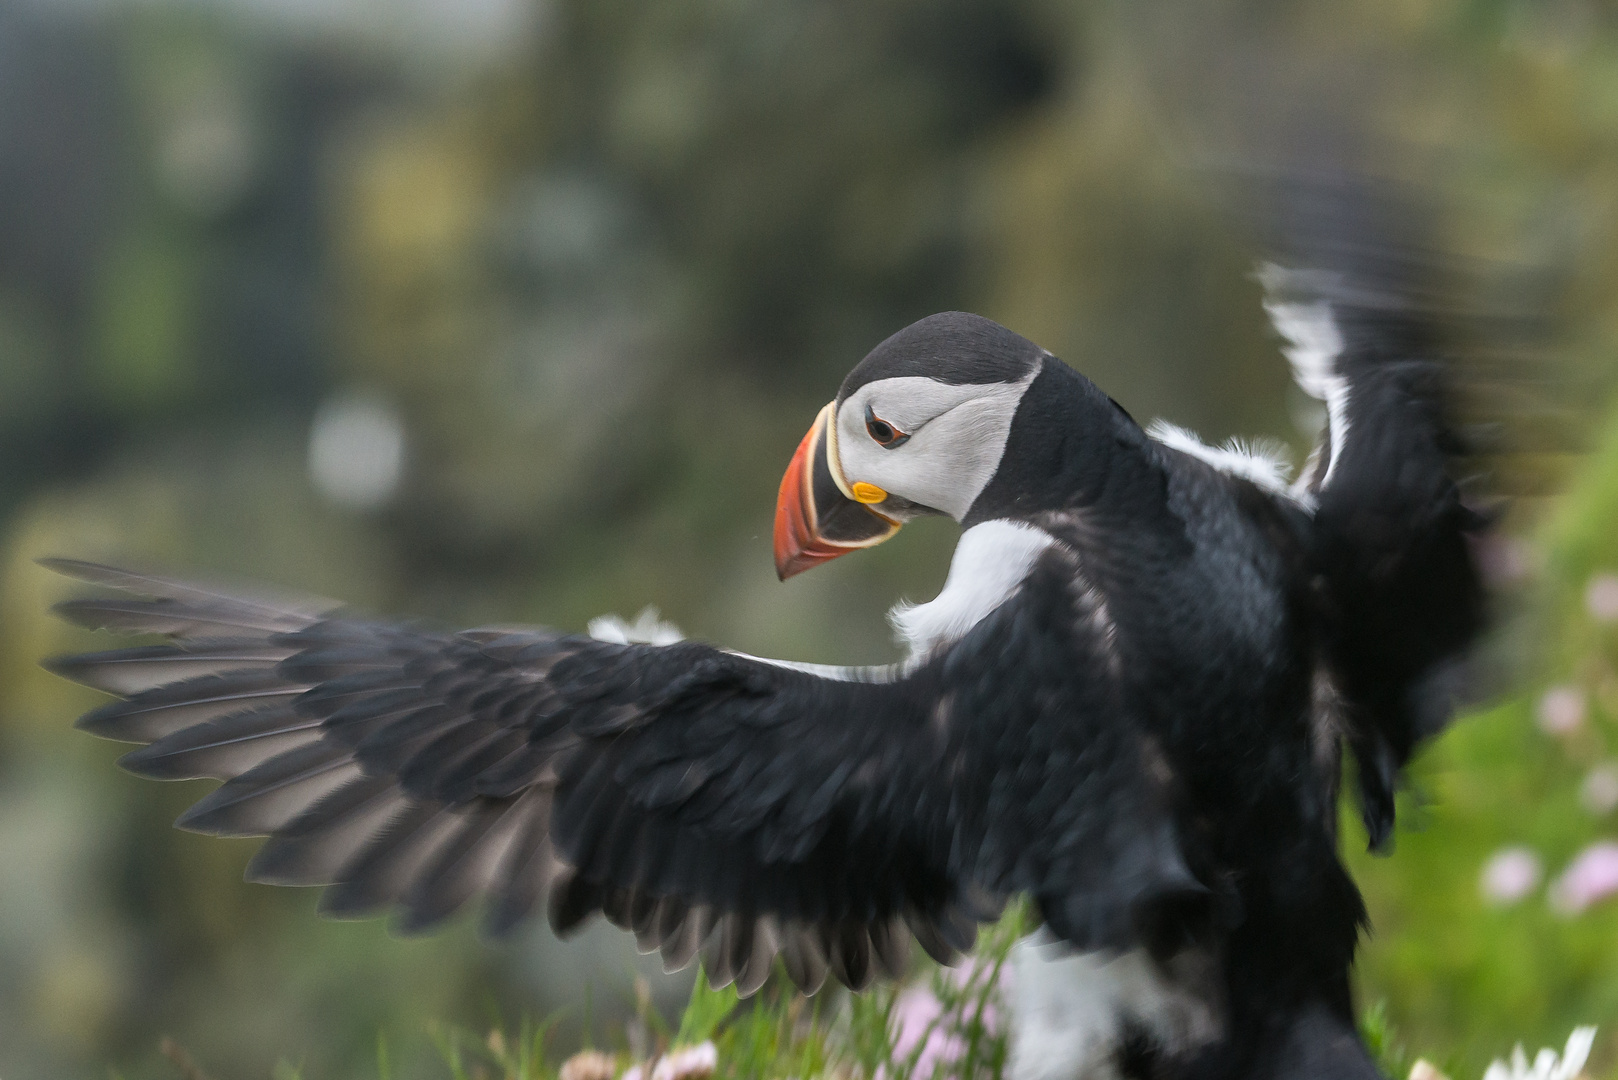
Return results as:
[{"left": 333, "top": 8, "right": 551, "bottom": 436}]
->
[{"left": 44, "top": 249, "right": 1487, "bottom": 1079}]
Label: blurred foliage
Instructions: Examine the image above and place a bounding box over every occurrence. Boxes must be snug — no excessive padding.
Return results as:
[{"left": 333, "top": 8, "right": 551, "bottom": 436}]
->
[
  {"left": 1348, "top": 404, "right": 1618, "bottom": 1076},
  {"left": 1, "top": 0, "right": 1618, "bottom": 1077},
  {"left": 266, "top": 904, "right": 1030, "bottom": 1080}
]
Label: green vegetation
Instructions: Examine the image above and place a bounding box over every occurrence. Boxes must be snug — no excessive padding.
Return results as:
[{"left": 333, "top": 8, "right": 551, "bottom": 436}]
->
[
  {"left": 163, "top": 910, "right": 1035, "bottom": 1080},
  {"left": 144, "top": 908, "right": 1590, "bottom": 1080}
]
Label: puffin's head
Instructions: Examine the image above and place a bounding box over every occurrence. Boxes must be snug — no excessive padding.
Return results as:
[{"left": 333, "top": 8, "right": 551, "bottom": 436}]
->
[{"left": 774, "top": 312, "right": 1045, "bottom": 579}]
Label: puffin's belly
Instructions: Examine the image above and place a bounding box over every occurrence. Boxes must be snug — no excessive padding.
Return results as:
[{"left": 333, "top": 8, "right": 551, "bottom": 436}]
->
[{"left": 1008, "top": 931, "right": 1218, "bottom": 1080}]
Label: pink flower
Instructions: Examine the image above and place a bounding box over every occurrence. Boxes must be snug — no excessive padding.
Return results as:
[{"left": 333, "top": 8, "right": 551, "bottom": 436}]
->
[
  {"left": 559, "top": 1051, "right": 617, "bottom": 1080},
  {"left": 651, "top": 1042, "right": 718, "bottom": 1080},
  {"left": 1480, "top": 847, "right": 1543, "bottom": 905},
  {"left": 882, "top": 961, "right": 1008, "bottom": 1079},
  {"left": 1582, "top": 765, "right": 1618, "bottom": 816},
  {"left": 1475, "top": 537, "right": 1532, "bottom": 586},
  {"left": 1537, "top": 686, "right": 1586, "bottom": 735},
  {"left": 1550, "top": 842, "right": 1618, "bottom": 914},
  {"left": 890, "top": 985, "right": 959, "bottom": 1079},
  {"left": 1588, "top": 573, "right": 1618, "bottom": 622}
]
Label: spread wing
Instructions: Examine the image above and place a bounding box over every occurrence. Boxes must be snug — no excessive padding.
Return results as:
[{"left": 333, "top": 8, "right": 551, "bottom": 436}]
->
[
  {"left": 44, "top": 553, "right": 1196, "bottom": 994},
  {"left": 1257, "top": 184, "right": 1502, "bottom": 849}
]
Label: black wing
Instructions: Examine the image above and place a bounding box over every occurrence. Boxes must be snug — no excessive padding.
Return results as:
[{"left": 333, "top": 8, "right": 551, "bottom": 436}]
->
[
  {"left": 44, "top": 553, "right": 1196, "bottom": 994},
  {"left": 1258, "top": 192, "right": 1490, "bottom": 850}
]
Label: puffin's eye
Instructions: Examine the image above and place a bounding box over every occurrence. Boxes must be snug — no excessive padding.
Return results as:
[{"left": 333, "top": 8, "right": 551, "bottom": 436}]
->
[{"left": 864, "top": 404, "right": 910, "bottom": 449}]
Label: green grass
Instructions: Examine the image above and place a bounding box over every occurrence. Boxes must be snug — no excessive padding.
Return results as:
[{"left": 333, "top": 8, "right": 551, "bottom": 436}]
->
[
  {"left": 202, "top": 904, "right": 1029, "bottom": 1080},
  {"left": 147, "top": 905, "right": 1605, "bottom": 1080}
]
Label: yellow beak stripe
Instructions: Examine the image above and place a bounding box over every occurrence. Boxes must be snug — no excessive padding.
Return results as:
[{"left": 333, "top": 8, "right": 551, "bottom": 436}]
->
[{"left": 850, "top": 482, "right": 888, "bottom": 504}]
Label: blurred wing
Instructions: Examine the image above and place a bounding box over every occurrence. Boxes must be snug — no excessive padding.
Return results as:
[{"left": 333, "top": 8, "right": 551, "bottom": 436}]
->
[
  {"left": 44, "top": 552, "right": 1194, "bottom": 994},
  {"left": 1257, "top": 190, "right": 1490, "bottom": 849}
]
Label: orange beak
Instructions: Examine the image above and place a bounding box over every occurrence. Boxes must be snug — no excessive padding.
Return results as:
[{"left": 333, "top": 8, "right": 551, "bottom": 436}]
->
[{"left": 773, "top": 403, "right": 901, "bottom": 580}]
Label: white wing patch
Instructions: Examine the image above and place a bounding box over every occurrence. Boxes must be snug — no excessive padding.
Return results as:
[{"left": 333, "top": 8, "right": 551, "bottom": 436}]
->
[
  {"left": 889, "top": 520, "right": 1055, "bottom": 662},
  {"left": 1258, "top": 262, "right": 1351, "bottom": 489},
  {"left": 1146, "top": 420, "right": 1299, "bottom": 500}
]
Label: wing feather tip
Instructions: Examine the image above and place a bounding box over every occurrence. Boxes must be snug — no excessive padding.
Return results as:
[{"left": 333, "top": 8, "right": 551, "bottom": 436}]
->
[
  {"left": 117, "top": 745, "right": 198, "bottom": 780},
  {"left": 172, "top": 805, "right": 245, "bottom": 837},
  {"left": 36, "top": 556, "right": 110, "bottom": 580},
  {"left": 39, "top": 653, "right": 87, "bottom": 680},
  {"left": 174, "top": 787, "right": 279, "bottom": 837},
  {"left": 49, "top": 599, "right": 120, "bottom": 631},
  {"left": 74, "top": 705, "right": 149, "bottom": 742},
  {"left": 244, "top": 835, "right": 340, "bottom": 888},
  {"left": 547, "top": 873, "right": 604, "bottom": 937}
]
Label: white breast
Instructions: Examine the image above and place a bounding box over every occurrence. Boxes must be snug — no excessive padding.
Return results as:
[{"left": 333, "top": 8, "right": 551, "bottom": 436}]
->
[
  {"left": 1008, "top": 932, "right": 1219, "bottom": 1080},
  {"left": 888, "top": 520, "right": 1056, "bottom": 662}
]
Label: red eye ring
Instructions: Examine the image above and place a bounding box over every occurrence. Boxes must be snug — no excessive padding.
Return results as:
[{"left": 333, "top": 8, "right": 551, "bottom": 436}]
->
[{"left": 864, "top": 403, "right": 910, "bottom": 448}]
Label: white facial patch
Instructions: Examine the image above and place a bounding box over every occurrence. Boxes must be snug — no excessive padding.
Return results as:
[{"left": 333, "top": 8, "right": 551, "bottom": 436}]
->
[
  {"left": 836, "top": 371, "right": 1037, "bottom": 521},
  {"left": 889, "top": 520, "right": 1055, "bottom": 662}
]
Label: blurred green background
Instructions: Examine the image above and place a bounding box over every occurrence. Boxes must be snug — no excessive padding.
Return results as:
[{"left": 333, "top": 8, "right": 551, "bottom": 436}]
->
[{"left": 2, "top": 0, "right": 1618, "bottom": 1076}]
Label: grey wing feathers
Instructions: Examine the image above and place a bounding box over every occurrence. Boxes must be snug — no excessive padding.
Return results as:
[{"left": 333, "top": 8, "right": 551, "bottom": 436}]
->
[
  {"left": 44, "top": 556, "right": 337, "bottom": 635},
  {"left": 41, "top": 560, "right": 990, "bottom": 994}
]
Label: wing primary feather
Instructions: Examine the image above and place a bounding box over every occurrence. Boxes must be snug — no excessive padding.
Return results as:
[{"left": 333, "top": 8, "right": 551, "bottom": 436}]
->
[
  {"left": 633, "top": 899, "right": 666, "bottom": 954},
  {"left": 119, "top": 708, "right": 324, "bottom": 780},
  {"left": 736, "top": 916, "right": 777, "bottom": 997},
  {"left": 868, "top": 917, "right": 910, "bottom": 980},
  {"left": 778, "top": 923, "right": 829, "bottom": 994},
  {"left": 318, "top": 804, "right": 458, "bottom": 919},
  {"left": 547, "top": 872, "right": 605, "bottom": 937},
  {"left": 43, "top": 641, "right": 293, "bottom": 695},
  {"left": 905, "top": 907, "right": 963, "bottom": 966},
  {"left": 829, "top": 921, "right": 872, "bottom": 991},
  {"left": 245, "top": 776, "right": 406, "bottom": 886},
  {"left": 41, "top": 558, "right": 335, "bottom": 629},
  {"left": 51, "top": 597, "right": 315, "bottom": 638},
  {"left": 660, "top": 905, "right": 715, "bottom": 974},
  {"left": 175, "top": 745, "right": 361, "bottom": 836},
  {"left": 76, "top": 676, "right": 310, "bottom": 743},
  {"left": 700, "top": 914, "right": 742, "bottom": 990},
  {"left": 483, "top": 789, "right": 559, "bottom": 937},
  {"left": 397, "top": 801, "right": 513, "bottom": 934},
  {"left": 600, "top": 884, "right": 637, "bottom": 931}
]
